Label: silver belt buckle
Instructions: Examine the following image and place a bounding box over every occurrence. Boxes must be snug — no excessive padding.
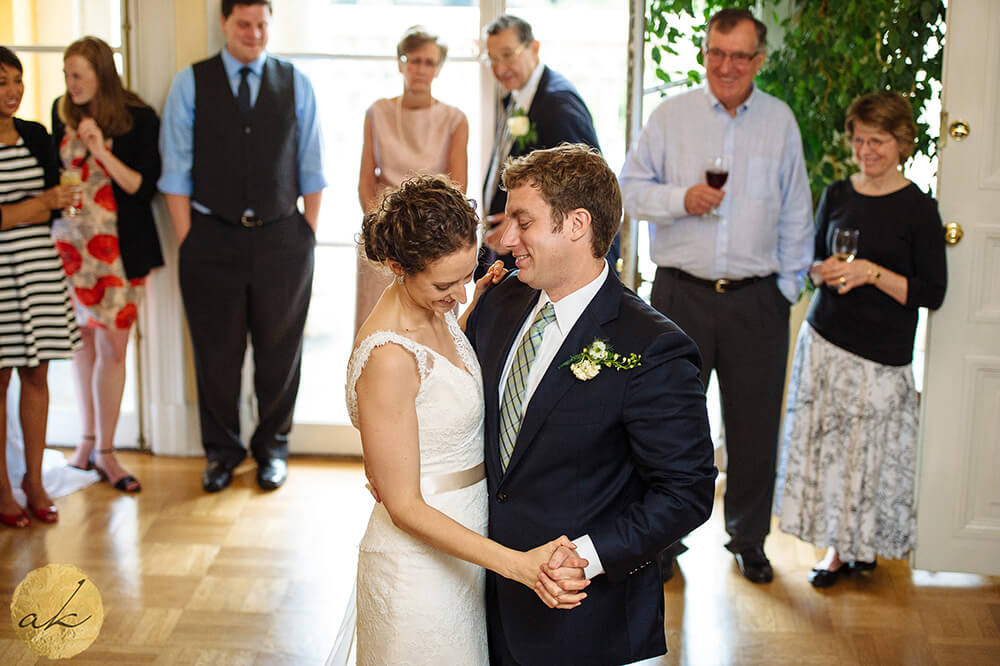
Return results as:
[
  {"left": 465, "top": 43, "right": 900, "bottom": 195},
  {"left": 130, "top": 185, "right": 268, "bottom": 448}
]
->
[{"left": 714, "top": 278, "right": 730, "bottom": 293}]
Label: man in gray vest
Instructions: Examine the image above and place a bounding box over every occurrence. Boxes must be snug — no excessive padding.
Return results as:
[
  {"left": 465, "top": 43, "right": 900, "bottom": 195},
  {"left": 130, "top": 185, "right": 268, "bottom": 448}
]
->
[{"left": 159, "top": 0, "right": 326, "bottom": 493}]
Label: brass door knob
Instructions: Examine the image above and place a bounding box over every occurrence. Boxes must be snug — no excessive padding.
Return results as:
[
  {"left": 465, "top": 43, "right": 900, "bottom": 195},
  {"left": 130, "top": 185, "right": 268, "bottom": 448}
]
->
[
  {"left": 944, "top": 221, "right": 964, "bottom": 245},
  {"left": 949, "top": 120, "right": 970, "bottom": 141}
]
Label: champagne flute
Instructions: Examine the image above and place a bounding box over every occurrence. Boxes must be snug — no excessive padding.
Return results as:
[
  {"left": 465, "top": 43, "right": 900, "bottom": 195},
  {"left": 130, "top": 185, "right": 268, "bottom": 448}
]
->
[
  {"left": 704, "top": 156, "right": 731, "bottom": 218},
  {"left": 833, "top": 228, "right": 859, "bottom": 262},
  {"left": 60, "top": 168, "right": 82, "bottom": 218}
]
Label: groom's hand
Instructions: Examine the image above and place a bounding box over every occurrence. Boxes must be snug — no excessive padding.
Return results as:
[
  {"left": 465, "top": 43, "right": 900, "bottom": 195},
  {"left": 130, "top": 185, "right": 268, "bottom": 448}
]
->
[{"left": 534, "top": 546, "right": 590, "bottom": 610}]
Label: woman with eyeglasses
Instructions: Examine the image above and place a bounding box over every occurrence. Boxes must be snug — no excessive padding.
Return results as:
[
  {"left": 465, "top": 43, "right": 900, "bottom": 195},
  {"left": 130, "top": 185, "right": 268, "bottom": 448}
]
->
[
  {"left": 51, "top": 36, "right": 163, "bottom": 493},
  {"left": 774, "top": 92, "right": 947, "bottom": 588},
  {"left": 354, "top": 26, "right": 469, "bottom": 336},
  {"left": 0, "top": 46, "right": 80, "bottom": 527}
]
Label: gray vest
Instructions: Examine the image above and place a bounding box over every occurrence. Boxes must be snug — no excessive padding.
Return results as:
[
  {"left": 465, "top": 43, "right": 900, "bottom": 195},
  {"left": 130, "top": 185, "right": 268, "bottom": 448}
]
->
[{"left": 192, "top": 54, "right": 299, "bottom": 223}]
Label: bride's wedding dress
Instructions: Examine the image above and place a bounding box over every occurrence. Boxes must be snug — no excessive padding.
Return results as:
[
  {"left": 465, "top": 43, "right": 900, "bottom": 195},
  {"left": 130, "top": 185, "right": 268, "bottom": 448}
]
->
[{"left": 334, "top": 311, "right": 488, "bottom": 665}]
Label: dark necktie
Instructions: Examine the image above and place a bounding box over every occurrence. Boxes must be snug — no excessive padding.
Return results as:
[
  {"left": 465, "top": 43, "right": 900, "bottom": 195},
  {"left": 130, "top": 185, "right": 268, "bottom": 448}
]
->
[{"left": 238, "top": 67, "right": 251, "bottom": 120}]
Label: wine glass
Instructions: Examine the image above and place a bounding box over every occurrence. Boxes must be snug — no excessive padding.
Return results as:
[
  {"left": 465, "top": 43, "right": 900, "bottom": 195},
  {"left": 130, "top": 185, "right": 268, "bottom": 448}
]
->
[
  {"left": 833, "top": 228, "right": 859, "bottom": 262},
  {"left": 60, "top": 168, "right": 82, "bottom": 218},
  {"left": 704, "top": 156, "right": 731, "bottom": 218}
]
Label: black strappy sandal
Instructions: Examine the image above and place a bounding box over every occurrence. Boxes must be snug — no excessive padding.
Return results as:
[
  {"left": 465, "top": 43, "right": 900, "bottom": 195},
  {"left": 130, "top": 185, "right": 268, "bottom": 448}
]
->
[
  {"left": 93, "top": 448, "right": 141, "bottom": 493},
  {"left": 67, "top": 435, "right": 96, "bottom": 471}
]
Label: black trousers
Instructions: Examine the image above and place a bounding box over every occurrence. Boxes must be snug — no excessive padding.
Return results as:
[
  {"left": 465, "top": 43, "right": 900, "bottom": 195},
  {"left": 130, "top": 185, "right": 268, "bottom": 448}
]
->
[
  {"left": 651, "top": 268, "right": 790, "bottom": 551},
  {"left": 179, "top": 210, "right": 315, "bottom": 468}
]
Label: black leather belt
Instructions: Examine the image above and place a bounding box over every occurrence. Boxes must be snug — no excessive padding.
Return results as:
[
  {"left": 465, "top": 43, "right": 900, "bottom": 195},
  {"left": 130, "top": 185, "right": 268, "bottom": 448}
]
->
[{"left": 667, "top": 268, "right": 771, "bottom": 293}]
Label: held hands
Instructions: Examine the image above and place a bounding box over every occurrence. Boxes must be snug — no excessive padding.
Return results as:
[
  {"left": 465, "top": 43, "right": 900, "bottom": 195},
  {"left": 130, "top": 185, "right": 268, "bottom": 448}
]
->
[
  {"left": 513, "top": 536, "right": 590, "bottom": 610},
  {"left": 76, "top": 118, "right": 108, "bottom": 157},
  {"left": 811, "top": 257, "right": 877, "bottom": 295},
  {"left": 483, "top": 213, "right": 511, "bottom": 255},
  {"left": 684, "top": 184, "right": 725, "bottom": 216}
]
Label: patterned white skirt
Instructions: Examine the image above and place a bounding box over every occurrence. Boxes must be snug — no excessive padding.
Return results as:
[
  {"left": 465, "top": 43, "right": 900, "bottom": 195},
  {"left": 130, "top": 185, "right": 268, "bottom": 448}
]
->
[{"left": 774, "top": 323, "right": 918, "bottom": 561}]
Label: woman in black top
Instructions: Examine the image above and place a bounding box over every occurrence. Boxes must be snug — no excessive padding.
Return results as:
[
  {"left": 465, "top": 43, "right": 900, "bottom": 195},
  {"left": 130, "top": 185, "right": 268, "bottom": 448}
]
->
[
  {"left": 774, "top": 92, "right": 947, "bottom": 588},
  {"left": 0, "top": 46, "right": 79, "bottom": 527},
  {"left": 52, "top": 37, "right": 163, "bottom": 493}
]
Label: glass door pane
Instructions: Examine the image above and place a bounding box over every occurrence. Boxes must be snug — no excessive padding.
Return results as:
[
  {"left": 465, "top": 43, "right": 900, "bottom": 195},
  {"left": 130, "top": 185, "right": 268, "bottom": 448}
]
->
[{"left": 270, "top": 2, "right": 483, "bottom": 453}]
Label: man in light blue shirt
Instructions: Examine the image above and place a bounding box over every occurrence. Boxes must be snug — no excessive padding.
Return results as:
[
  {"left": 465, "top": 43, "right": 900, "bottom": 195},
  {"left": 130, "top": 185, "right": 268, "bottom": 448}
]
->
[
  {"left": 158, "top": 0, "right": 326, "bottom": 494},
  {"left": 620, "top": 8, "right": 812, "bottom": 584}
]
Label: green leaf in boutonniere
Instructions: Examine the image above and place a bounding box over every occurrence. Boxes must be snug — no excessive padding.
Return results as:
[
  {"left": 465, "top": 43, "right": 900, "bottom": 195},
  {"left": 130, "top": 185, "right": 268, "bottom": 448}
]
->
[
  {"left": 559, "top": 339, "right": 642, "bottom": 381},
  {"left": 507, "top": 108, "right": 538, "bottom": 152}
]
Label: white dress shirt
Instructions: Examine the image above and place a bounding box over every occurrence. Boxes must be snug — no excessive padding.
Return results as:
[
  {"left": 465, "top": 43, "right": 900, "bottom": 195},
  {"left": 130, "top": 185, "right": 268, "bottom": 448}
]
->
[
  {"left": 511, "top": 62, "right": 546, "bottom": 113},
  {"left": 498, "top": 261, "right": 609, "bottom": 578}
]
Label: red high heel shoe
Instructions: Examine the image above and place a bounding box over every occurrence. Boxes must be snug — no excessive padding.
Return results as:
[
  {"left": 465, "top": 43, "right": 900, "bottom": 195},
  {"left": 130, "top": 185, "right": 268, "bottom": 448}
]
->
[
  {"left": 0, "top": 509, "right": 30, "bottom": 528},
  {"left": 20, "top": 479, "right": 57, "bottom": 524}
]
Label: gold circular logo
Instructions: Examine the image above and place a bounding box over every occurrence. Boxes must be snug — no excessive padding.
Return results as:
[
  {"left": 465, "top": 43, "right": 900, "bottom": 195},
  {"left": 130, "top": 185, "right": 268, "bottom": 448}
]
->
[{"left": 10, "top": 564, "right": 104, "bottom": 659}]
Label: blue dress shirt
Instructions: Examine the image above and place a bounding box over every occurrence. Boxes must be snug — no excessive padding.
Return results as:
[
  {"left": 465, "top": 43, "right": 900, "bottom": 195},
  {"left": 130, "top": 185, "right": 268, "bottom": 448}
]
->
[
  {"left": 157, "top": 48, "right": 327, "bottom": 209},
  {"left": 620, "top": 85, "right": 813, "bottom": 303}
]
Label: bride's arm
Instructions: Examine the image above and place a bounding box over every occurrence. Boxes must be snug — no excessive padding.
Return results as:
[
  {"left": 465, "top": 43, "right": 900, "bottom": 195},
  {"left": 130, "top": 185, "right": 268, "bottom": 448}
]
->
[{"left": 356, "top": 343, "right": 588, "bottom": 608}]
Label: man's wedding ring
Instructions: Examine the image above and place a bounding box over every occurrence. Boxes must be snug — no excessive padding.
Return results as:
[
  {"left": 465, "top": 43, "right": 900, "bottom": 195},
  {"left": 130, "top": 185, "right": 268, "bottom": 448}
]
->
[{"left": 839, "top": 276, "right": 847, "bottom": 286}]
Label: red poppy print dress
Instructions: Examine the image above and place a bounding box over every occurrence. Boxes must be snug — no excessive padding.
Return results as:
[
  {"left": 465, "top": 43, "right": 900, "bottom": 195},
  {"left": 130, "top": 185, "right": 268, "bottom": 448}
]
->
[{"left": 52, "top": 130, "right": 145, "bottom": 330}]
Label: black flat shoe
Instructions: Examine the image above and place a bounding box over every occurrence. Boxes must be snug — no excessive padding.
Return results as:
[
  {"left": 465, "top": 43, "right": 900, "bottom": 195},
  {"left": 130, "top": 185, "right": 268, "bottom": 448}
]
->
[
  {"left": 808, "top": 566, "right": 842, "bottom": 588},
  {"left": 734, "top": 546, "right": 774, "bottom": 584},
  {"left": 846, "top": 559, "right": 877, "bottom": 574},
  {"left": 256, "top": 458, "right": 287, "bottom": 491},
  {"left": 202, "top": 461, "right": 234, "bottom": 493}
]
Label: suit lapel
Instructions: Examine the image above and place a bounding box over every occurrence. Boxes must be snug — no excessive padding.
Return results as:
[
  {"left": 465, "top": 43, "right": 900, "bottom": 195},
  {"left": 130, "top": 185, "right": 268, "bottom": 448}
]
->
[{"left": 501, "top": 269, "right": 623, "bottom": 481}]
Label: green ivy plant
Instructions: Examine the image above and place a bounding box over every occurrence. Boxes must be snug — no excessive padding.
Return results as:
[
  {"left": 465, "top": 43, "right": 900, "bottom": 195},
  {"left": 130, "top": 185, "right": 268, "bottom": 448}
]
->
[{"left": 646, "top": 0, "right": 945, "bottom": 201}]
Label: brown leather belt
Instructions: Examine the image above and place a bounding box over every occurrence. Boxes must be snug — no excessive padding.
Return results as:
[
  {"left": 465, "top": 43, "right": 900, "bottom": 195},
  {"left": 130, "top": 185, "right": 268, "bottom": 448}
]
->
[{"left": 667, "top": 268, "right": 772, "bottom": 293}]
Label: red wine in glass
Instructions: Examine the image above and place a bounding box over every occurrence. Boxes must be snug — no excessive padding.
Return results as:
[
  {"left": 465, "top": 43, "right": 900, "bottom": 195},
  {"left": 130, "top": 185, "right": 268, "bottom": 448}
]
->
[
  {"left": 706, "top": 169, "right": 729, "bottom": 189},
  {"left": 704, "top": 156, "right": 731, "bottom": 217}
]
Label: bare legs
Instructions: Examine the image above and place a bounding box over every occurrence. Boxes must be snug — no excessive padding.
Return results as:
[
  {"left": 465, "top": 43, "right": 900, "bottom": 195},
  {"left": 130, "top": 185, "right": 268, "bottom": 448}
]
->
[
  {"left": 0, "top": 363, "right": 56, "bottom": 524},
  {"left": 815, "top": 547, "right": 843, "bottom": 572},
  {"left": 67, "top": 326, "right": 139, "bottom": 491}
]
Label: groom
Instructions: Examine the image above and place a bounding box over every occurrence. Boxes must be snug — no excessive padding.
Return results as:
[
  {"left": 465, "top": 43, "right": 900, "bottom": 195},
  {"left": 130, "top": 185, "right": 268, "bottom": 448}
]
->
[{"left": 465, "top": 144, "right": 717, "bottom": 665}]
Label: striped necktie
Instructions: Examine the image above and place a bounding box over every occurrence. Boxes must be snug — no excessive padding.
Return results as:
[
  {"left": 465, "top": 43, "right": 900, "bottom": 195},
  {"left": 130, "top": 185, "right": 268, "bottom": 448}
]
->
[{"left": 499, "top": 302, "right": 556, "bottom": 471}]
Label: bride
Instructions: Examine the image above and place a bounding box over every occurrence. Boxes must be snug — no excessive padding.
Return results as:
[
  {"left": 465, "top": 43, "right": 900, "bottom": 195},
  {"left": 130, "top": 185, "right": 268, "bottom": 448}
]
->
[{"left": 337, "top": 176, "right": 586, "bottom": 665}]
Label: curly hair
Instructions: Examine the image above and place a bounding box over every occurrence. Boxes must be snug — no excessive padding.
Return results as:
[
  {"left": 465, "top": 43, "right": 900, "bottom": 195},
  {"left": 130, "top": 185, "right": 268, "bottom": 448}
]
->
[
  {"left": 501, "top": 144, "right": 621, "bottom": 259},
  {"left": 845, "top": 91, "right": 918, "bottom": 162},
  {"left": 362, "top": 175, "right": 479, "bottom": 275}
]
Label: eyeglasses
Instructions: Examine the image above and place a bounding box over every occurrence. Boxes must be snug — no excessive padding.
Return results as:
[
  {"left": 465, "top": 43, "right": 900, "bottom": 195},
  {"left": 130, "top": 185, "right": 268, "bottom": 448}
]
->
[
  {"left": 704, "top": 47, "right": 760, "bottom": 67},
  {"left": 399, "top": 54, "right": 440, "bottom": 69},
  {"left": 479, "top": 42, "right": 527, "bottom": 67},
  {"left": 852, "top": 136, "right": 893, "bottom": 149}
]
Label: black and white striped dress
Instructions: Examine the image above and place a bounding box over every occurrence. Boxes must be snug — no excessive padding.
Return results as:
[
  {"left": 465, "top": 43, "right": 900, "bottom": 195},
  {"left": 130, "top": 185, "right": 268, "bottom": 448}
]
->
[{"left": 0, "top": 137, "right": 81, "bottom": 367}]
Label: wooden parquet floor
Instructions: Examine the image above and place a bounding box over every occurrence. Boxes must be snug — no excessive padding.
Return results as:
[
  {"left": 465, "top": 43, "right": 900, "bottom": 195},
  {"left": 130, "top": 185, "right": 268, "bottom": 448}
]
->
[{"left": 1, "top": 452, "right": 997, "bottom": 665}]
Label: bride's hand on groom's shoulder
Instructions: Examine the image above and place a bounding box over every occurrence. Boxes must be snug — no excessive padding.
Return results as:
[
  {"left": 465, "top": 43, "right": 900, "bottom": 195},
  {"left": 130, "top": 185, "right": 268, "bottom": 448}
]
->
[{"left": 459, "top": 261, "right": 507, "bottom": 331}]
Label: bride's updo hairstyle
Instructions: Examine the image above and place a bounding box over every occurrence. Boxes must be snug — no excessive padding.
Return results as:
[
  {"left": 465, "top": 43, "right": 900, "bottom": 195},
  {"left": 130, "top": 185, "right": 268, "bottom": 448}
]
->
[{"left": 362, "top": 175, "right": 479, "bottom": 275}]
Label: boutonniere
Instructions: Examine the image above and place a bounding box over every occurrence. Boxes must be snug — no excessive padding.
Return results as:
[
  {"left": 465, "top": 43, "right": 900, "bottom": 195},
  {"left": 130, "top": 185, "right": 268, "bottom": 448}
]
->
[
  {"left": 507, "top": 108, "right": 538, "bottom": 152},
  {"left": 559, "top": 339, "right": 642, "bottom": 381}
]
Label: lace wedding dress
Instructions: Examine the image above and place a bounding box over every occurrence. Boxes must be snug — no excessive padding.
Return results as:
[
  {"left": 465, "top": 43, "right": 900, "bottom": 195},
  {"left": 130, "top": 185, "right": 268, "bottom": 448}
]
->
[{"left": 329, "top": 311, "right": 488, "bottom": 665}]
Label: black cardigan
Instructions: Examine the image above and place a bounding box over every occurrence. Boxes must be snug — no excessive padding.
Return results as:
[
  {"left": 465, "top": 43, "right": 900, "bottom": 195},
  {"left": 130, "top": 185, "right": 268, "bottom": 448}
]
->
[
  {"left": 0, "top": 118, "right": 60, "bottom": 229},
  {"left": 51, "top": 100, "right": 164, "bottom": 280},
  {"left": 807, "top": 179, "right": 947, "bottom": 366}
]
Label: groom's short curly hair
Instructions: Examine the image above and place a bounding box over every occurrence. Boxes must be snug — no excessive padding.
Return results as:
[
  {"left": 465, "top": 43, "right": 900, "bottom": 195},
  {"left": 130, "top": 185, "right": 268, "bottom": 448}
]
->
[
  {"left": 501, "top": 144, "right": 621, "bottom": 259},
  {"left": 362, "top": 175, "right": 479, "bottom": 275}
]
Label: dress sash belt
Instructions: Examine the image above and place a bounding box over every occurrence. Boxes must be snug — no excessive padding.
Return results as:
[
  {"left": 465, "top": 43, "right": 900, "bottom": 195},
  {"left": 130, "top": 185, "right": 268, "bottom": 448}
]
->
[{"left": 422, "top": 462, "right": 486, "bottom": 495}]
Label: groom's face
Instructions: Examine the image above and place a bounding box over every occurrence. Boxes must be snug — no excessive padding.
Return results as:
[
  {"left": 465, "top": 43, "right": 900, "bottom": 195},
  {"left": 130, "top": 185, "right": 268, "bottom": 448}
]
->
[{"left": 503, "top": 183, "right": 575, "bottom": 298}]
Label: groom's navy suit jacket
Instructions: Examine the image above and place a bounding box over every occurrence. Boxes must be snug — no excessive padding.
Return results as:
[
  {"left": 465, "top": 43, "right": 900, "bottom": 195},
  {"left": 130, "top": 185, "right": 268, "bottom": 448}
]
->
[{"left": 465, "top": 268, "right": 717, "bottom": 665}]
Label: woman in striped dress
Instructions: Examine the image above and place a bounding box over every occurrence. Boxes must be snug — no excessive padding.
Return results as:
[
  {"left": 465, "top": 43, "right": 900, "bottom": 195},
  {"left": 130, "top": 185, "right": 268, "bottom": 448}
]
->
[{"left": 0, "top": 46, "right": 81, "bottom": 527}]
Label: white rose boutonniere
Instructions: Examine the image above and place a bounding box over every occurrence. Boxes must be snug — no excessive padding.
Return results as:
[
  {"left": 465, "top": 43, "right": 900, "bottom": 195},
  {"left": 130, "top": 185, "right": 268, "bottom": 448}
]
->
[
  {"left": 507, "top": 108, "right": 538, "bottom": 152},
  {"left": 559, "top": 339, "right": 641, "bottom": 381}
]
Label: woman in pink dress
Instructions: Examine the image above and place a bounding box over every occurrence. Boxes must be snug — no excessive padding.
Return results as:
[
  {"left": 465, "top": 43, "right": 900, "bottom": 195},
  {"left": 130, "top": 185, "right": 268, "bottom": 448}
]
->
[
  {"left": 51, "top": 37, "right": 163, "bottom": 492},
  {"left": 355, "top": 26, "right": 469, "bottom": 335}
]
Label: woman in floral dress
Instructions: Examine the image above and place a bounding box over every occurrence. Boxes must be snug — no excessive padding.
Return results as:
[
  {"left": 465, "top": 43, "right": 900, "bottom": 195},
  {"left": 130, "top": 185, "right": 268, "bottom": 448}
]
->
[{"left": 51, "top": 37, "right": 162, "bottom": 492}]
